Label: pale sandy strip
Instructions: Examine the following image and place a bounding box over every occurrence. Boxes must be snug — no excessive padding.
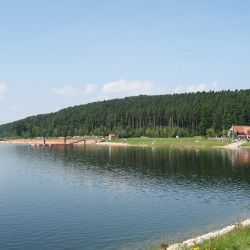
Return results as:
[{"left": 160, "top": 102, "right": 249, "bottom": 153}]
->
[
  {"left": 224, "top": 141, "right": 246, "bottom": 149},
  {"left": 167, "top": 219, "right": 250, "bottom": 250}
]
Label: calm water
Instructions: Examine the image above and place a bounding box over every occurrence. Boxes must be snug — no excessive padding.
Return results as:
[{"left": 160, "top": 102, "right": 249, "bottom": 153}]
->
[{"left": 0, "top": 144, "right": 250, "bottom": 250}]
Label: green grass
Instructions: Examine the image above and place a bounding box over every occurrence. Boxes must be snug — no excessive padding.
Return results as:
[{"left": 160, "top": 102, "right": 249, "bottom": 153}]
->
[
  {"left": 187, "top": 226, "right": 250, "bottom": 250},
  {"left": 241, "top": 142, "right": 250, "bottom": 148},
  {"left": 114, "top": 137, "right": 229, "bottom": 148}
]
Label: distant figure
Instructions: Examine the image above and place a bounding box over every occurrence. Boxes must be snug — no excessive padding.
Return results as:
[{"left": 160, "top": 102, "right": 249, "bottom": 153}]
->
[
  {"left": 109, "top": 133, "right": 116, "bottom": 140},
  {"left": 161, "top": 243, "right": 168, "bottom": 250},
  {"left": 43, "top": 138, "right": 46, "bottom": 145}
]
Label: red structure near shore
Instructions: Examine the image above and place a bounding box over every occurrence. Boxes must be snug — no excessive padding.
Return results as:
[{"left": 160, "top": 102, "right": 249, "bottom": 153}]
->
[{"left": 229, "top": 125, "right": 250, "bottom": 139}]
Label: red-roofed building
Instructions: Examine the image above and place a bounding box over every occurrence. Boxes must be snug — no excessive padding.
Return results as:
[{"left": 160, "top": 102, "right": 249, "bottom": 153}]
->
[{"left": 229, "top": 125, "right": 250, "bottom": 139}]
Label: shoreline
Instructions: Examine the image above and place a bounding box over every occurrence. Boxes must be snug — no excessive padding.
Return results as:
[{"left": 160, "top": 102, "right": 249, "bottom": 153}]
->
[
  {"left": 166, "top": 218, "right": 250, "bottom": 250},
  {"left": 0, "top": 138, "right": 246, "bottom": 149},
  {"left": 0, "top": 139, "right": 135, "bottom": 147}
]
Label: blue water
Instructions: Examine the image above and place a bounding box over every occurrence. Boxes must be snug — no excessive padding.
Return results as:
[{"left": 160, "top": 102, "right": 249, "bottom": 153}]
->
[{"left": 0, "top": 144, "right": 250, "bottom": 249}]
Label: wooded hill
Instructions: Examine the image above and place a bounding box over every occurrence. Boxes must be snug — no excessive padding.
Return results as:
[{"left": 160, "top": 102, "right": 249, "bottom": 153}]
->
[{"left": 0, "top": 89, "right": 250, "bottom": 138}]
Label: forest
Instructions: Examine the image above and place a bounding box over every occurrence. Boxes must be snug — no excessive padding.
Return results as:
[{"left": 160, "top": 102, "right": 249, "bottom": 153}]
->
[{"left": 0, "top": 89, "right": 249, "bottom": 138}]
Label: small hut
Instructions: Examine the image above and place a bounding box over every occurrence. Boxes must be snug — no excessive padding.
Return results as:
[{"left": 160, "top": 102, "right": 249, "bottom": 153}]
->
[{"left": 108, "top": 133, "right": 116, "bottom": 140}]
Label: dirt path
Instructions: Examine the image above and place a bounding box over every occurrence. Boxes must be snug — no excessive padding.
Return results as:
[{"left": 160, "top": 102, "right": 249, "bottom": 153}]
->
[{"left": 224, "top": 140, "right": 246, "bottom": 149}]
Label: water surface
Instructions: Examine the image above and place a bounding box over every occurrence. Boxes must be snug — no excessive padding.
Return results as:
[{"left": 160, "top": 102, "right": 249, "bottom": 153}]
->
[{"left": 0, "top": 144, "right": 250, "bottom": 249}]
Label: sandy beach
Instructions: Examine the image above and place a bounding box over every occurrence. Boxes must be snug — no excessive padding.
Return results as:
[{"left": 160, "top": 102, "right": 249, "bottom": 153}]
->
[{"left": 0, "top": 138, "right": 132, "bottom": 147}]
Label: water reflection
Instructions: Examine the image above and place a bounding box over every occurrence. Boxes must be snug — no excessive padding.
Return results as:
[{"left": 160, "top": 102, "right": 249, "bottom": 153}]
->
[
  {"left": 43, "top": 145, "right": 250, "bottom": 178},
  {"left": 13, "top": 144, "right": 250, "bottom": 199},
  {"left": 227, "top": 150, "right": 250, "bottom": 168}
]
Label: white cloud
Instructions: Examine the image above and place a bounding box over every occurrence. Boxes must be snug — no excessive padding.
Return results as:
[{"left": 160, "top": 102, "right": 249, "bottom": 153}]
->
[
  {"left": 52, "top": 86, "right": 80, "bottom": 97},
  {"left": 52, "top": 79, "right": 165, "bottom": 101},
  {"left": 102, "top": 79, "right": 160, "bottom": 96},
  {"left": 174, "top": 85, "right": 185, "bottom": 94},
  {"left": 187, "top": 83, "right": 208, "bottom": 93},
  {"left": 0, "top": 82, "right": 6, "bottom": 93},
  {"left": 84, "top": 83, "right": 96, "bottom": 94},
  {"left": 52, "top": 84, "right": 97, "bottom": 98},
  {"left": 212, "top": 81, "right": 219, "bottom": 89},
  {"left": 0, "top": 82, "right": 7, "bottom": 100},
  {"left": 174, "top": 81, "right": 220, "bottom": 94}
]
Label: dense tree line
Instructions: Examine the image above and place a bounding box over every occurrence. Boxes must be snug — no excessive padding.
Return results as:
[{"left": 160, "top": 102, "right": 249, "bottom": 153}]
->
[{"left": 0, "top": 89, "right": 250, "bottom": 138}]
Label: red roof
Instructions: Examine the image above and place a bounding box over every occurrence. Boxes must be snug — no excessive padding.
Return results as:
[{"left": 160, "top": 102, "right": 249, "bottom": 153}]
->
[{"left": 232, "top": 125, "right": 250, "bottom": 135}]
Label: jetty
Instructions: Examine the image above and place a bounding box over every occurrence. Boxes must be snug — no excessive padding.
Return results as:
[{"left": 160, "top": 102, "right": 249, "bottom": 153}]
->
[{"left": 33, "top": 138, "right": 98, "bottom": 147}]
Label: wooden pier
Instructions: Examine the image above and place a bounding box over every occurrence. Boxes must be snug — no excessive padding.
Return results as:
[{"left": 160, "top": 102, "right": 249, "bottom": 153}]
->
[{"left": 34, "top": 138, "right": 98, "bottom": 147}]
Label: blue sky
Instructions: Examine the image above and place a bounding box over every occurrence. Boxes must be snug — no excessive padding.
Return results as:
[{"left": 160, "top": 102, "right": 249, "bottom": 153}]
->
[{"left": 0, "top": 0, "right": 250, "bottom": 124}]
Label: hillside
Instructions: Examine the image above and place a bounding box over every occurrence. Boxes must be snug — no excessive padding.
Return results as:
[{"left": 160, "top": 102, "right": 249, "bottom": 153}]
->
[{"left": 0, "top": 89, "right": 250, "bottom": 138}]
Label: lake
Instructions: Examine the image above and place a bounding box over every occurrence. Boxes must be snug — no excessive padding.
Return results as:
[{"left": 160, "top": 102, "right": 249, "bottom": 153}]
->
[{"left": 0, "top": 144, "right": 250, "bottom": 249}]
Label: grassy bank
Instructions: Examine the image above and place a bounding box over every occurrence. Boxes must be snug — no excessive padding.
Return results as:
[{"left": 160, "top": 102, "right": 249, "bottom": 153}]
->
[
  {"left": 115, "top": 137, "right": 229, "bottom": 148},
  {"left": 187, "top": 226, "right": 250, "bottom": 250},
  {"left": 0, "top": 136, "right": 233, "bottom": 148},
  {"left": 241, "top": 142, "right": 250, "bottom": 148}
]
